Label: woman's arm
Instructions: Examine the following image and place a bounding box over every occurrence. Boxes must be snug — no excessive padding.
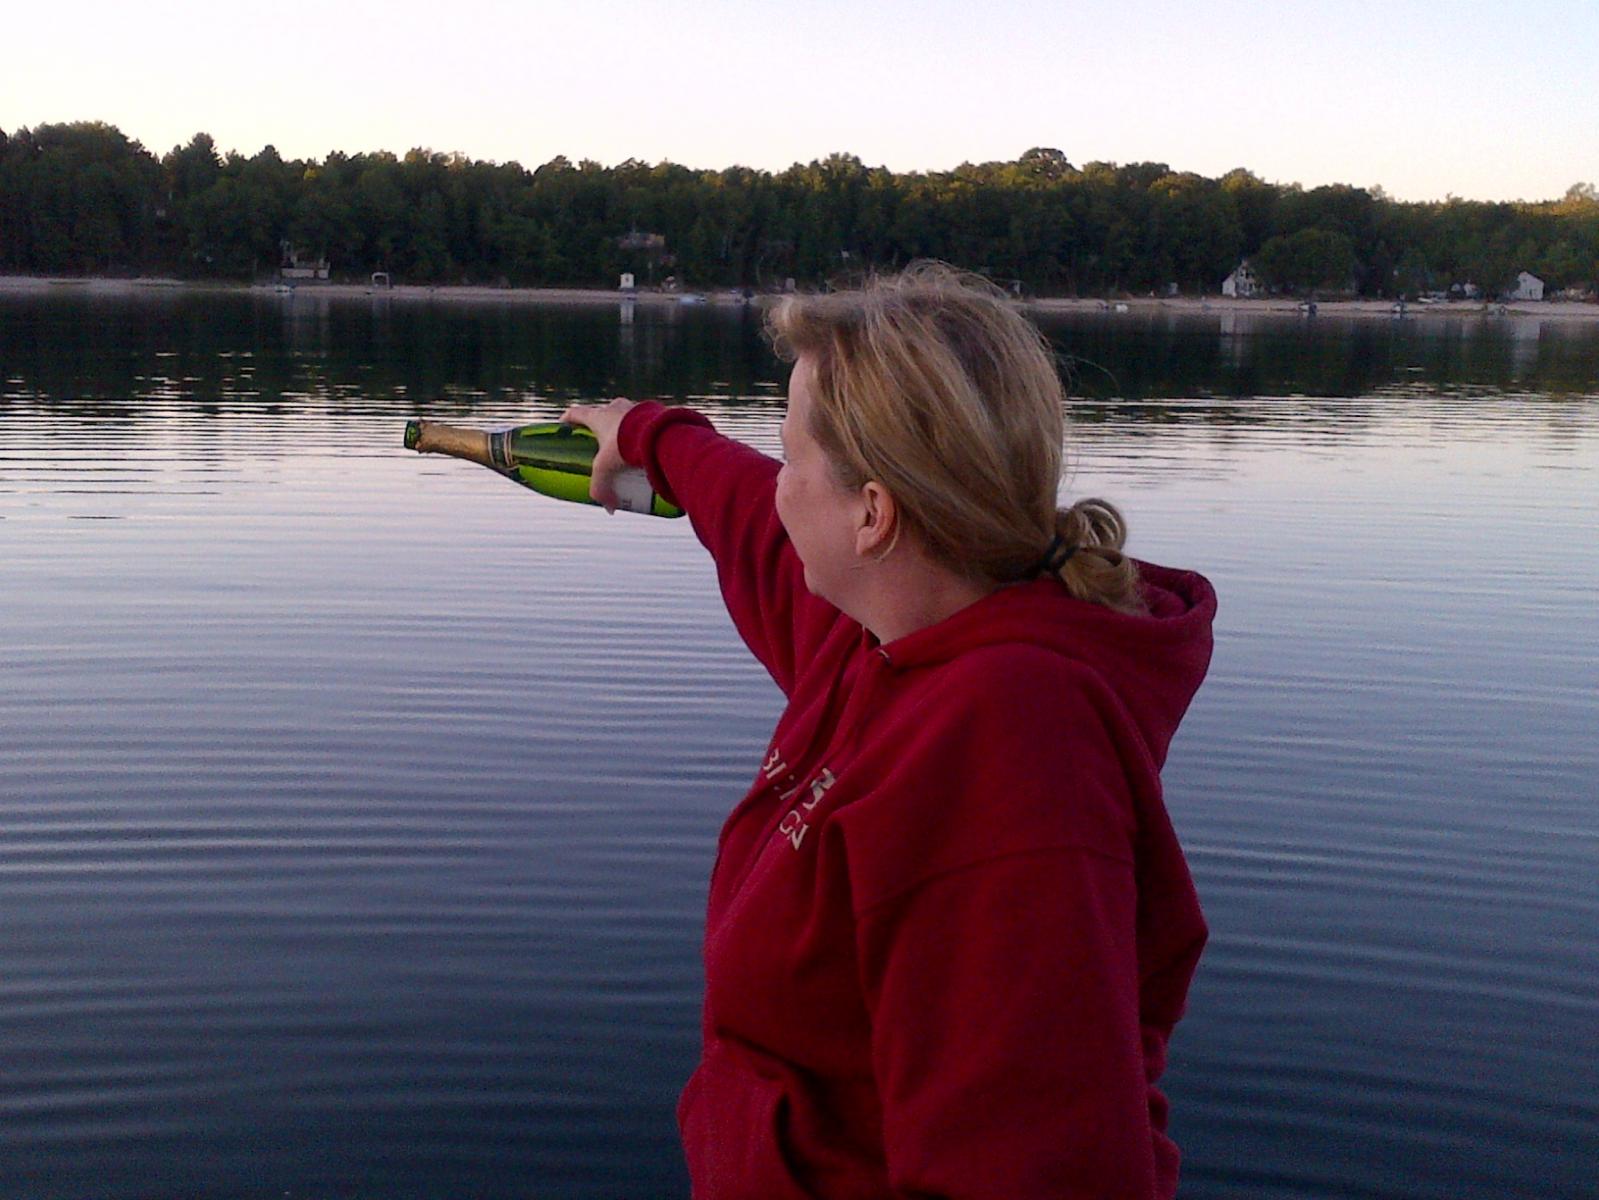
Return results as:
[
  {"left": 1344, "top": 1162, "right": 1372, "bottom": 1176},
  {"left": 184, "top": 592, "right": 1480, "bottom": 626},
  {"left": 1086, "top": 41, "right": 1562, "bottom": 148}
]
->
[{"left": 562, "top": 399, "right": 838, "bottom": 695}]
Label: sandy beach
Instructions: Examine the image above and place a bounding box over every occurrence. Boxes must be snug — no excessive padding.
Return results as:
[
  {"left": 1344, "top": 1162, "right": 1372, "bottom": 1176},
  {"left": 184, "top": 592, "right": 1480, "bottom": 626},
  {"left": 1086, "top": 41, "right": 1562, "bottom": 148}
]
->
[
  {"left": 3, "top": 274, "right": 1596, "bottom": 322},
  {"left": 1027, "top": 294, "right": 1599, "bottom": 322}
]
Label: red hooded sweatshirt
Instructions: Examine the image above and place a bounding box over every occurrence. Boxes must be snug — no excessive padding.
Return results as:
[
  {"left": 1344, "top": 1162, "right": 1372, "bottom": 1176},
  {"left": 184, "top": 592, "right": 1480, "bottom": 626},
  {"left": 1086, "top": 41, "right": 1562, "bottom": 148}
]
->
[{"left": 618, "top": 402, "right": 1216, "bottom": 1200}]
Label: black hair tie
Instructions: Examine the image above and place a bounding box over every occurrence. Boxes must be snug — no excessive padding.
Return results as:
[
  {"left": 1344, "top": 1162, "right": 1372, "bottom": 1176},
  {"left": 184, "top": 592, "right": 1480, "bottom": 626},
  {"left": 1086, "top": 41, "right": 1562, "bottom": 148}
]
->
[{"left": 1033, "top": 533, "right": 1079, "bottom": 576}]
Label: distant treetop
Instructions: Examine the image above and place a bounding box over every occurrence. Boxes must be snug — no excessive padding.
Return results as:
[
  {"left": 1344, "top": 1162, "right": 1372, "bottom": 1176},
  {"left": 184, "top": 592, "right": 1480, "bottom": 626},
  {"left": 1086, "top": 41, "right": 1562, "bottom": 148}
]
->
[{"left": 1, "top": 121, "right": 1594, "bottom": 299}]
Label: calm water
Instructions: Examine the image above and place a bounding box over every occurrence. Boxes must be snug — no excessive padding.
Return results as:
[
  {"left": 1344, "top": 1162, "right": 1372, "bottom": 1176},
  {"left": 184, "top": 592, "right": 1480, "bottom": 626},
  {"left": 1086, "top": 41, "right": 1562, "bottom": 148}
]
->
[{"left": 2, "top": 291, "right": 1597, "bottom": 1199}]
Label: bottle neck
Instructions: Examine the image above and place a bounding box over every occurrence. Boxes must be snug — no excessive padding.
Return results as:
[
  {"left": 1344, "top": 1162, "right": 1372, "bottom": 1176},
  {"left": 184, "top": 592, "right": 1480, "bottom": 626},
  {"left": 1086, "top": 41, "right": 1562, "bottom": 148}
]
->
[{"left": 411, "top": 421, "right": 493, "bottom": 466}]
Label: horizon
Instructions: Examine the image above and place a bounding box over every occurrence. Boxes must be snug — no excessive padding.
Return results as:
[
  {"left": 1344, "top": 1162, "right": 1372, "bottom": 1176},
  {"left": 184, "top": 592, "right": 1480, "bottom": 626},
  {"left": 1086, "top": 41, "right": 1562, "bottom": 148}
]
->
[{"left": 5, "top": 0, "right": 1596, "bottom": 206}]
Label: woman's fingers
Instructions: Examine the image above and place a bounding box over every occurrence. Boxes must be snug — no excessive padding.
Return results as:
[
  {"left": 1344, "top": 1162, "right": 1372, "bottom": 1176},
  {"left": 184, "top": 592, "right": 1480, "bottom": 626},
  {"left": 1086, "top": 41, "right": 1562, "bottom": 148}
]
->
[
  {"left": 561, "top": 397, "right": 632, "bottom": 437},
  {"left": 588, "top": 440, "right": 625, "bottom": 512},
  {"left": 561, "top": 398, "right": 637, "bottom": 514}
]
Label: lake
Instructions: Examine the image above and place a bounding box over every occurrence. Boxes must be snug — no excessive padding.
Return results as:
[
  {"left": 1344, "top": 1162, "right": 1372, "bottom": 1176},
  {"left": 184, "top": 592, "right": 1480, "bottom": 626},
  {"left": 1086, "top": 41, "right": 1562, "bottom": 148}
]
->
[{"left": 2, "top": 289, "right": 1596, "bottom": 1199}]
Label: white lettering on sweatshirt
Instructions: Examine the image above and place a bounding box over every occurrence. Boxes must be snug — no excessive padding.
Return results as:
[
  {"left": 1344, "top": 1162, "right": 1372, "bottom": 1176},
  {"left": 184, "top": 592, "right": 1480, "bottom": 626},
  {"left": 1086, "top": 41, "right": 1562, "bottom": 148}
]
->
[{"left": 778, "top": 768, "right": 836, "bottom": 850}]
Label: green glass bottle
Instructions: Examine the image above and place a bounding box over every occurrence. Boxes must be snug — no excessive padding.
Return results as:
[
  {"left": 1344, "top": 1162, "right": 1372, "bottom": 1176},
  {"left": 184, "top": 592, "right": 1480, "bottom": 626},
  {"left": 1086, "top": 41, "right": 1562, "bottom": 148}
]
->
[{"left": 404, "top": 419, "right": 683, "bottom": 518}]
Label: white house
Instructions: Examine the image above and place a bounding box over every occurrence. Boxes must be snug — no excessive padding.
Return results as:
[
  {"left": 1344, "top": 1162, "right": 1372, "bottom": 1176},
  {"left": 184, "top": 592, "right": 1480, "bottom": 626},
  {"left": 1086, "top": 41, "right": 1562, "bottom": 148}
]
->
[
  {"left": 1222, "top": 261, "right": 1261, "bottom": 298},
  {"left": 1508, "top": 271, "right": 1545, "bottom": 301}
]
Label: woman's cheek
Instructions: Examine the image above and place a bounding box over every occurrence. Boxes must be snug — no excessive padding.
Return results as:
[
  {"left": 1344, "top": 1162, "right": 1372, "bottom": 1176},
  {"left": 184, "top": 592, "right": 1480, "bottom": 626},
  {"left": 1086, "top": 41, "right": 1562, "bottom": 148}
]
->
[{"left": 774, "top": 465, "right": 794, "bottom": 532}]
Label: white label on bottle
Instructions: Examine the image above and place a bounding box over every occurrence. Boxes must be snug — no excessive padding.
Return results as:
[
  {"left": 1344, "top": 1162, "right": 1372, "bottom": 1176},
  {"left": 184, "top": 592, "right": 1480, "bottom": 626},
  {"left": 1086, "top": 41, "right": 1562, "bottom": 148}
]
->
[{"left": 613, "top": 469, "right": 655, "bottom": 514}]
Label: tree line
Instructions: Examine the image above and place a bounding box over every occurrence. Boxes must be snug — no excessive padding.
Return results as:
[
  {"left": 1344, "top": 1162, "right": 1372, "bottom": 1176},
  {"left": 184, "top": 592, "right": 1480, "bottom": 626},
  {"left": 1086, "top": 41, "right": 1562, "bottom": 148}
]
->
[{"left": 2, "top": 121, "right": 1597, "bottom": 299}]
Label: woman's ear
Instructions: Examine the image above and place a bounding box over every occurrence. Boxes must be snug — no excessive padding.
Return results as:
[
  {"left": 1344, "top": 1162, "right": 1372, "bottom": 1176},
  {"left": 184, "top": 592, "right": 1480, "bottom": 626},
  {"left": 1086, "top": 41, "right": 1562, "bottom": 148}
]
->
[{"left": 855, "top": 481, "right": 898, "bottom": 559}]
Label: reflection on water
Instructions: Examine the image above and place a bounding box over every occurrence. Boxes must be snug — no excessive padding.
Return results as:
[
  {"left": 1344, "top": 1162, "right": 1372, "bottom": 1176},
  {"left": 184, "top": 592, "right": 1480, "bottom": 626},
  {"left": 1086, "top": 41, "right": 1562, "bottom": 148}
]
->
[
  {"left": 2, "top": 293, "right": 1597, "bottom": 1199},
  {"left": 1054, "top": 307, "right": 1599, "bottom": 403},
  {"left": 5, "top": 289, "right": 1599, "bottom": 410}
]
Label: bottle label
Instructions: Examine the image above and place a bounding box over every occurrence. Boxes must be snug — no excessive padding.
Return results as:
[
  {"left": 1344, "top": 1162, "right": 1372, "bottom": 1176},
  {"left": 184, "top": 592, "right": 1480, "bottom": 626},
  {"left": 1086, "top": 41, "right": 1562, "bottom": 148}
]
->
[{"left": 613, "top": 469, "right": 656, "bottom": 514}]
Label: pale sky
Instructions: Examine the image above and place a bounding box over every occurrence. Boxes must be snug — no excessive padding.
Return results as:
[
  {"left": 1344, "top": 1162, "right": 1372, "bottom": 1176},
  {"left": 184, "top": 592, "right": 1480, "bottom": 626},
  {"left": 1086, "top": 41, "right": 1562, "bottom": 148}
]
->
[{"left": 4, "top": 0, "right": 1595, "bottom": 203}]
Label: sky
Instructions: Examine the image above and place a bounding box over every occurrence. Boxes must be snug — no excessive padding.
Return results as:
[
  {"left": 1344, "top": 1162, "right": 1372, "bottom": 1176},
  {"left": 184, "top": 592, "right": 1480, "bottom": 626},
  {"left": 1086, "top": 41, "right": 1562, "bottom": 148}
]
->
[{"left": 4, "top": 0, "right": 1596, "bottom": 203}]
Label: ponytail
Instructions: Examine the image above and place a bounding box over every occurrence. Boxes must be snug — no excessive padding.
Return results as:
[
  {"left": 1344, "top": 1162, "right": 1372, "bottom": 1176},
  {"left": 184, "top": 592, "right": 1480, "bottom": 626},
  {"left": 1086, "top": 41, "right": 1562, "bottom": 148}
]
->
[{"left": 1041, "top": 498, "right": 1146, "bottom": 615}]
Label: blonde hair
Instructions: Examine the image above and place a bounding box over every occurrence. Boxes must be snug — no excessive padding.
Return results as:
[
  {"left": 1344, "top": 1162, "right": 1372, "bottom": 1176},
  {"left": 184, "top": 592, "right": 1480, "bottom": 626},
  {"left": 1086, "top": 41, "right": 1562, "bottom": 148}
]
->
[{"left": 766, "top": 262, "right": 1144, "bottom": 615}]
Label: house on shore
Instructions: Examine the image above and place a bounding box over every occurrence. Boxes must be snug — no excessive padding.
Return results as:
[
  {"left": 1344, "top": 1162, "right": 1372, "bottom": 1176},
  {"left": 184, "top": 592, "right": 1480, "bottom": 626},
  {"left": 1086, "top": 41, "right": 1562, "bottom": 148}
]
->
[
  {"left": 279, "top": 241, "right": 329, "bottom": 282},
  {"left": 1222, "top": 261, "right": 1261, "bottom": 298},
  {"left": 618, "top": 229, "right": 670, "bottom": 286},
  {"left": 1508, "top": 271, "right": 1545, "bottom": 302}
]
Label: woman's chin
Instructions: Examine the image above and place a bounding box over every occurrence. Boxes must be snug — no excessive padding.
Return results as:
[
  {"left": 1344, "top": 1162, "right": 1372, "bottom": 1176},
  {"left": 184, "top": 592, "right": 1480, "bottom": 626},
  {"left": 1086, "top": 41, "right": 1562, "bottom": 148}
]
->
[{"left": 800, "top": 567, "right": 833, "bottom": 605}]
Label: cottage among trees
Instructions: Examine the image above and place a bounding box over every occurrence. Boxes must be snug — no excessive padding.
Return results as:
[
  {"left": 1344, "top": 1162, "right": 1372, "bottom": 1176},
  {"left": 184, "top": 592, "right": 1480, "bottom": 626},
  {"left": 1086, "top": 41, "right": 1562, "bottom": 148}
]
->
[
  {"left": 1222, "top": 261, "right": 1261, "bottom": 297},
  {"left": 1508, "top": 271, "right": 1545, "bottom": 301},
  {"left": 279, "top": 241, "right": 329, "bottom": 281}
]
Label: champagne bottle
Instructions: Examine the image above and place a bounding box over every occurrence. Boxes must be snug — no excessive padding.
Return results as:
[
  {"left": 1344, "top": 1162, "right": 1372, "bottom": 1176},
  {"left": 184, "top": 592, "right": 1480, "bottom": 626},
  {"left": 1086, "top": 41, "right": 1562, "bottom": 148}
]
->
[{"left": 404, "top": 419, "right": 683, "bottom": 518}]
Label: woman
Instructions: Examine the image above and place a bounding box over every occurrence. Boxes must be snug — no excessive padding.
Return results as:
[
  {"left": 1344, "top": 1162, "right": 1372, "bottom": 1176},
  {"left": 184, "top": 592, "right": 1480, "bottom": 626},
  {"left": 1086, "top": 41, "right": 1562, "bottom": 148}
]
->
[{"left": 564, "top": 263, "right": 1215, "bottom": 1199}]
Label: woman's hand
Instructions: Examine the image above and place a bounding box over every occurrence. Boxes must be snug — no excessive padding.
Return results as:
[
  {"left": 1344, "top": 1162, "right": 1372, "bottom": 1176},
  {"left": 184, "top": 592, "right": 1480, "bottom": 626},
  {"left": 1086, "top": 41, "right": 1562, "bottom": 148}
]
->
[{"left": 561, "top": 398, "right": 638, "bottom": 513}]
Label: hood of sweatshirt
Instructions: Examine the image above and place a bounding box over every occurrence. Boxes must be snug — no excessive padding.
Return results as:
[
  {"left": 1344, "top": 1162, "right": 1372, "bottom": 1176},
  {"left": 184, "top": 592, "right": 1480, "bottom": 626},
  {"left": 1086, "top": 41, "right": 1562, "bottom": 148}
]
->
[{"left": 873, "top": 560, "right": 1216, "bottom": 770}]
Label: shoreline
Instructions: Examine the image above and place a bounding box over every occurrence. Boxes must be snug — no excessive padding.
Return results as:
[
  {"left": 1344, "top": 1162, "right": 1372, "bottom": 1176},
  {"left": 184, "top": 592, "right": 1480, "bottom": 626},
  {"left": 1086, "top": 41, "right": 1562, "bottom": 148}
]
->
[{"left": 3, "top": 274, "right": 1596, "bottom": 322}]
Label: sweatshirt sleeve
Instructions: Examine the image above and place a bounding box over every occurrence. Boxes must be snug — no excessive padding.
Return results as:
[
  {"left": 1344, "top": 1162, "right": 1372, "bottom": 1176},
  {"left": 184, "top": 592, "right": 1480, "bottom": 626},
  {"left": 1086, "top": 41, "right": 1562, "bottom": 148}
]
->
[{"left": 617, "top": 401, "right": 838, "bottom": 694}]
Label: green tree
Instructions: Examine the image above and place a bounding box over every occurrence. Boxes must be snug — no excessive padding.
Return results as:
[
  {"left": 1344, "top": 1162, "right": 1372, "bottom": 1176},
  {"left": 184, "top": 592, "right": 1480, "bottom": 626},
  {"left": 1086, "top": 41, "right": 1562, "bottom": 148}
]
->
[
  {"left": 1393, "top": 245, "right": 1433, "bottom": 298},
  {"left": 1255, "top": 228, "right": 1357, "bottom": 295},
  {"left": 9, "top": 123, "right": 1599, "bottom": 297},
  {"left": 1219, "top": 168, "right": 1277, "bottom": 261},
  {"left": 1, "top": 122, "right": 161, "bottom": 273},
  {"left": 1013, "top": 147, "right": 1075, "bottom": 184}
]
